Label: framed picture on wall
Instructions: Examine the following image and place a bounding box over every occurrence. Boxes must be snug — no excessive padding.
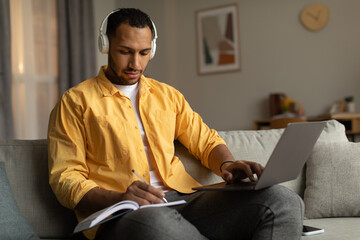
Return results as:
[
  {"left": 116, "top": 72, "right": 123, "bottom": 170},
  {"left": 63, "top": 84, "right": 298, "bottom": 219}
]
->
[{"left": 195, "top": 4, "right": 241, "bottom": 75}]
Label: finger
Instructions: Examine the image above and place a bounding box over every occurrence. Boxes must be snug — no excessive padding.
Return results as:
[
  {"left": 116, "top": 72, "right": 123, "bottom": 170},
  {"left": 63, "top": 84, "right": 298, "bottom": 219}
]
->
[
  {"left": 238, "top": 162, "right": 256, "bottom": 181},
  {"left": 138, "top": 182, "right": 166, "bottom": 201},
  {"left": 221, "top": 164, "right": 234, "bottom": 182},
  {"left": 221, "top": 162, "right": 240, "bottom": 182},
  {"left": 127, "top": 181, "right": 165, "bottom": 205},
  {"left": 124, "top": 183, "right": 151, "bottom": 205},
  {"left": 222, "top": 170, "right": 233, "bottom": 182},
  {"left": 250, "top": 162, "right": 264, "bottom": 179},
  {"left": 222, "top": 161, "right": 250, "bottom": 182},
  {"left": 228, "top": 161, "right": 261, "bottom": 182}
]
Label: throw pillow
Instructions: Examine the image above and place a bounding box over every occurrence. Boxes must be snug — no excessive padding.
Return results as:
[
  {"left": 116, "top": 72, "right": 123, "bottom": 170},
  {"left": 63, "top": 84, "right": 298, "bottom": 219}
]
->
[
  {"left": 304, "top": 142, "right": 360, "bottom": 219},
  {"left": 0, "top": 162, "right": 40, "bottom": 240}
]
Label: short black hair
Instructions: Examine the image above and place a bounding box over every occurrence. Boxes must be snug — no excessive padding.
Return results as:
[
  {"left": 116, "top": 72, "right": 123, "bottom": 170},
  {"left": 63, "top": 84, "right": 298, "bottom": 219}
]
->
[{"left": 106, "top": 8, "right": 155, "bottom": 39}]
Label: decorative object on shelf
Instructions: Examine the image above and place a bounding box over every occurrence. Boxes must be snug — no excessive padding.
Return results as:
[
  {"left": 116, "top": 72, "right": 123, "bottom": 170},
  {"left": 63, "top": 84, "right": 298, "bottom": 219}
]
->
[
  {"left": 282, "top": 98, "right": 295, "bottom": 113},
  {"left": 345, "top": 96, "right": 356, "bottom": 113},
  {"left": 269, "top": 93, "right": 286, "bottom": 117},
  {"left": 329, "top": 101, "right": 346, "bottom": 115},
  {"left": 195, "top": 4, "right": 241, "bottom": 75},
  {"left": 300, "top": 3, "right": 329, "bottom": 31},
  {"left": 269, "top": 93, "right": 305, "bottom": 119}
]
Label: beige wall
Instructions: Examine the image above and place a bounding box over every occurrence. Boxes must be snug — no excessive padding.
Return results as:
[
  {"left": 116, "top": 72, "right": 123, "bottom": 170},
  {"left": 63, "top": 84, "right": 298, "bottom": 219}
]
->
[
  {"left": 93, "top": 0, "right": 116, "bottom": 69},
  {"left": 94, "top": 0, "right": 360, "bottom": 130}
]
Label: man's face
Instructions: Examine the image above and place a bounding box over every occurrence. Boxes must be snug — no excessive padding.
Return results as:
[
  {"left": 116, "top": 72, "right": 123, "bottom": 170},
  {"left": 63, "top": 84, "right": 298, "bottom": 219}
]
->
[{"left": 106, "top": 23, "right": 152, "bottom": 85}]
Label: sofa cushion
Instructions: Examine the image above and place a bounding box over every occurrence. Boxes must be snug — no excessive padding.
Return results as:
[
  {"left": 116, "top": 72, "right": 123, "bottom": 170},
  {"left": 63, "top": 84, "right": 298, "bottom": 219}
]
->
[
  {"left": 0, "top": 140, "right": 82, "bottom": 239},
  {"left": 302, "top": 218, "right": 360, "bottom": 240},
  {"left": 304, "top": 141, "right": 360, "bottom": 218},
  {"left": 0, "top": 162, "right": 40, "bottom": 240}
]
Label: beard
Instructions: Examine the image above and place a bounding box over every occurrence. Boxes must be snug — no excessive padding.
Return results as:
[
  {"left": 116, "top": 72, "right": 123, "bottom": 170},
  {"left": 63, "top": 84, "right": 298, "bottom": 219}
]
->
[{"left": 106, "top": 54, "right": 144, "bottom": 85}]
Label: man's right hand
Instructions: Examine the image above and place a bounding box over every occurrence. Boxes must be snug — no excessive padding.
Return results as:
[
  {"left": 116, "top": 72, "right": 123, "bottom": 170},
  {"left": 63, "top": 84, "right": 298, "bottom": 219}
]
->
[
  {"left": 122, "top": 180, "right": 166, "bottom": 205},
  {"left": 75, "top": 181, "right": 166, "bottom": 216}
]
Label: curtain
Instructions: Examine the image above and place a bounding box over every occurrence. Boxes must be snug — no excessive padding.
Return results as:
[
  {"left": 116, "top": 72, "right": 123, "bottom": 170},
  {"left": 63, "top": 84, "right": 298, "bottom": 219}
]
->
[
  {"left": 57, "top": 0, "right": 97, "bottom": 95},
  {"left": 10, "top": 0, "right": 58, "bottom": 139},
  {"left": 0, "top": 0, "right": 14, "bottom": 139}
]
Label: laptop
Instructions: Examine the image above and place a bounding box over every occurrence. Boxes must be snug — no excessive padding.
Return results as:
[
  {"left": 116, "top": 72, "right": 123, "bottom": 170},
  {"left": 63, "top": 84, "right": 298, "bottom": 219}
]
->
[{"left": 192, "top": 121, "right": 326, "bottom": 191}]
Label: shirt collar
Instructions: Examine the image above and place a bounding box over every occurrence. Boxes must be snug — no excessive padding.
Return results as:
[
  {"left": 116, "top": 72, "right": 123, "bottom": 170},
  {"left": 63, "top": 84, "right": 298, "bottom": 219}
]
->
[{"left": 96, "top": 65, "right": 151, "bottom": 97}]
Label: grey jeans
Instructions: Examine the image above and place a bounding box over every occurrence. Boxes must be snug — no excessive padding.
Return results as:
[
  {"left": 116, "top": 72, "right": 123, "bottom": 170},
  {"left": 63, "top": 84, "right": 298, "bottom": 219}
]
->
[{"left": 96, "top": 185, "right": 304, "bottom": 240}]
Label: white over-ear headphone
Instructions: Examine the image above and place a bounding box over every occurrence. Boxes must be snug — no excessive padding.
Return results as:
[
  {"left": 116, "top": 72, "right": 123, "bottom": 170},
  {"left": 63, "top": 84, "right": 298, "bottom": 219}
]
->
[{"left": 98, "top": 9, "right": 158, "bottom": 59}]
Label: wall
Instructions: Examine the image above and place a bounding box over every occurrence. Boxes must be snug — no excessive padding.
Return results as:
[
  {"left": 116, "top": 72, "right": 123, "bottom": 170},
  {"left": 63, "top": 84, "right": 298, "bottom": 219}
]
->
[
  {"left": 93, "top": 0, "right": 116, "bottom": 69},
  {"left": 94, "top": 0, "right": 360, "bottom": 130}
]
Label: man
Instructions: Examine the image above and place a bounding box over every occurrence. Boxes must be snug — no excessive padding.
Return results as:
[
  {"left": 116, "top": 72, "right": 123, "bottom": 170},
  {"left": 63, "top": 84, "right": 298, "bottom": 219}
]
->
[{"left": 48, "top": 8, "right": 303, "bottom": 240}]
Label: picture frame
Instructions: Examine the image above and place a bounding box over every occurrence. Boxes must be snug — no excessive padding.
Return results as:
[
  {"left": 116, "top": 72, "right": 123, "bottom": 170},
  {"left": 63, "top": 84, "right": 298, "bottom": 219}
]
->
[
  {"left": 195, "top": 4, "right": 241, "bottom": 75},
  {"left": 329, "top": 101, "right": 346, "bottom": 115}
]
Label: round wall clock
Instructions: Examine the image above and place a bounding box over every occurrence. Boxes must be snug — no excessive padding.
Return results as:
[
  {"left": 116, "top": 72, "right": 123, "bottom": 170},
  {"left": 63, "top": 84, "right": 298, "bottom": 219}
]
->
[{"left": 300, "top": 3, "right": 329, "bottom": 31}]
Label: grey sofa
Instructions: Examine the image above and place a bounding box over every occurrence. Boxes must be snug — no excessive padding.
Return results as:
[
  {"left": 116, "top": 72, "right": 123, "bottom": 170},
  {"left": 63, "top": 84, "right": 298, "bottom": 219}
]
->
[{"left": 1, "top": 120, "right": 359, "bottom": 239}]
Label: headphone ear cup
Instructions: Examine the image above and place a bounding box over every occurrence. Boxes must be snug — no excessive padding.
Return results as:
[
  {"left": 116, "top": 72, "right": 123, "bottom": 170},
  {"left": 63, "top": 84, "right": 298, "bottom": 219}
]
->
[
  {"left": 98, "top": 33, "right": 109, "bottom": 54},
  {"left": 150, "top": 39, "right": 156, "bottom": 59}
]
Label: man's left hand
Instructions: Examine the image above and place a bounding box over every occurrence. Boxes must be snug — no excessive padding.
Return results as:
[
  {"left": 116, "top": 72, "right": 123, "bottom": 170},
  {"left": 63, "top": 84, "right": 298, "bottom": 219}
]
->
[{"left": 220, "top": 160, "right": 264, "bottom": 183}]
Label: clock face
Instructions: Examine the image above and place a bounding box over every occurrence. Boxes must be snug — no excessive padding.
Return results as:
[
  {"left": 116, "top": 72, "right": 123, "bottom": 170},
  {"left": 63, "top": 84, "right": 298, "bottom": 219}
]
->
[{"left": 300, "top": 3, "right": 329, "bottom": 31}]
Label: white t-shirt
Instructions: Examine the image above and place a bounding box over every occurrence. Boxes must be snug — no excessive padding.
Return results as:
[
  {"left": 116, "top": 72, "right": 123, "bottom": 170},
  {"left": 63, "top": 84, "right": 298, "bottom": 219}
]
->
[{"left": 114, "top": 82, "right": 168, "bottom": 191}]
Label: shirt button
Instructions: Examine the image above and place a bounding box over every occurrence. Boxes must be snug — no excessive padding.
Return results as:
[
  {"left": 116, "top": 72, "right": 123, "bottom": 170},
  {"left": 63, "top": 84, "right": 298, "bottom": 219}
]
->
[
  {"left": 128, "top": 105, "right": 132, "bottom": 109},
  {"left": 139, "top": 149, "right": 143, "bottom": 152},
  {"left": 135, "top": 126, "right": 138, "bottom": 129}
]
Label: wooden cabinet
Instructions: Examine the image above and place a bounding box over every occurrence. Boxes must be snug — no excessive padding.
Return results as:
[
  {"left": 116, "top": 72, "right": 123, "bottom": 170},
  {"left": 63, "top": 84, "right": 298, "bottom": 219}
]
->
[{"left": 253, "top": 113, "right": 360, "bottom": 141}]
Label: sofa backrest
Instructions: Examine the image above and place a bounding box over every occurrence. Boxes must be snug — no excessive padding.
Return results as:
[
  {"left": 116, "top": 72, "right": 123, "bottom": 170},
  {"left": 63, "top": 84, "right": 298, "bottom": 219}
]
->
[
  {"left": 180, "top": 120, "right": 349, "bottom": 197},
  {"left": 0, "top": 139, "right": 80, "bottom": 239},
  {"left": 0, "top": 120, "right": 348, "bottom": 239}
]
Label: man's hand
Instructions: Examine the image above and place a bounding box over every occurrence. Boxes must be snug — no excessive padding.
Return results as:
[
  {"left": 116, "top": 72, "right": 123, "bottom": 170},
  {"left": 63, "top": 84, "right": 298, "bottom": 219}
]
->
[
  {"left": 208, "top": 144, "right": 265, "bottom": 183},
  {"left": 75, "top": 181, "right": 166, "bottom": 216},
  {"left": 123, "top": 180, "right": 166, "bottom": 205},
  {"left": 220, "top": 160, "right": 264, "bottom": 183}
]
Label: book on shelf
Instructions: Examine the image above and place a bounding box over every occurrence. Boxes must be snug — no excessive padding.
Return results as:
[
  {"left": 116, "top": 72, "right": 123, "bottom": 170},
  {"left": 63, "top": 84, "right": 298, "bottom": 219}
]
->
[{"left": 73, "top": 199, "right": 186, "bottom": 233}]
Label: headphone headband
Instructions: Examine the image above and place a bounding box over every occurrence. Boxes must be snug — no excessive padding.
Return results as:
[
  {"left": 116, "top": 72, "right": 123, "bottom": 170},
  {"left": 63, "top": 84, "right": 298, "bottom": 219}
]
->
[{"left": 98, "top": 9, "right": 157, "bottom": 59}]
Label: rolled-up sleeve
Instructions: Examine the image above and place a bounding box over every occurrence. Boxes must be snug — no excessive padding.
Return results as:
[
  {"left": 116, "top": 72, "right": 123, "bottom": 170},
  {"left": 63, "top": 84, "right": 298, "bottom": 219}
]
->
[
  {"left": 173, "top": 90, "right": 226, "bottom": 169},
  {"left": 48, "top": 93, "right": 98, "bottom": 210}
]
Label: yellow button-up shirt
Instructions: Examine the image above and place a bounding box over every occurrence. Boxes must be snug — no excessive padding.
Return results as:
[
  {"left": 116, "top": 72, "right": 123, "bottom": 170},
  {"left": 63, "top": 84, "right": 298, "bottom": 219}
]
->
[{"left": 48, "top": 66, "right": 225, "bottom": 237}]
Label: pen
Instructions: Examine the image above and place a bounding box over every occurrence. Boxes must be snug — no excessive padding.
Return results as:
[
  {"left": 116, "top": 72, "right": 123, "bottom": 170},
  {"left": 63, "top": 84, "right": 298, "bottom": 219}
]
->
[{"left": 132, "top": 169, "right": 168, "bottom": 203}]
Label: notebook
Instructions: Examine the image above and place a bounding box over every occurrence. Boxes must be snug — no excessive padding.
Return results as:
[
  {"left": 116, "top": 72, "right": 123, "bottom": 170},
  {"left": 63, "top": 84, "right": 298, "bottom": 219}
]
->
[{"left": 192, "top": 121, "right": 326, "bottom": 191}]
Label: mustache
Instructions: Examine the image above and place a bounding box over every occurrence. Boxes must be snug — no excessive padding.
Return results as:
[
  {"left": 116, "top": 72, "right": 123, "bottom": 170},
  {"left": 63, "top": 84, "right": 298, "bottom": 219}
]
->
[{"left": 124, "top": 68, "right": 143, "bottom": 73}]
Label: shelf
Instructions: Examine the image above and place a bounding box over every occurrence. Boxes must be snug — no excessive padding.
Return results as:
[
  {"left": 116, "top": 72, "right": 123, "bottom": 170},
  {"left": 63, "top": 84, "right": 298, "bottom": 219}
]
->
[{"left": 253, "top": 113, "right": 360, "bottom": 141}]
